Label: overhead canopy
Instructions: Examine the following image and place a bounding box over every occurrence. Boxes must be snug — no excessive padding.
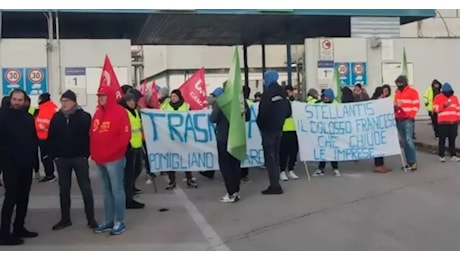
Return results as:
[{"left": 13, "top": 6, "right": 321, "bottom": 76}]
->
[{"left": 0, "top": 9, "right": 435, "bottom": 46}]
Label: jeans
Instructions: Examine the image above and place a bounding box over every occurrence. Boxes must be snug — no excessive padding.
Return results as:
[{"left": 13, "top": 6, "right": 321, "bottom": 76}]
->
[
  {"left": 124, "top": 148, "right": 143, "bottom": 202},
  {"left": 279, "top": 131, "right": 299, "bottom": 171},
  {"left": 96, "top": 158, "right": 126, "bottom": 224},
  {"left": 261, "top": 131, "right": 282, "bottom": 188},
  {"left": 319, "top": 161, "right": 338, "bottom": 169},
  {"left": 1, "top": 164, "right": 33, "bottom": 235},
  {"left": 217, "top": 141, "right": 241, "bottom": 195},
  {"left": 397, "top": 119, "right": 417, "bottom": 165},
  {"left": 39, "top": 139, "right": 55, "bottom": 178},
  {"left": 55, "top": 157, "right": 95, "bottom": 222},
  {"left": 438, "top": 124, "right": 458, "bottom": 157}
]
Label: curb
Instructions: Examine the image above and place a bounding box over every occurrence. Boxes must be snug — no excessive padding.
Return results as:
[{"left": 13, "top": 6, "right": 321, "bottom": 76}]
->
[{"left": 415, "top": 141, "right": 460, "bottom": 155}]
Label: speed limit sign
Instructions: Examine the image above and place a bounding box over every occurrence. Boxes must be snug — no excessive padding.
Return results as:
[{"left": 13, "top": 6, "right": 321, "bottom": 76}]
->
[
  {"left": 28, "top": 68, "right": 44, "bottom": 83},
  {"left": 4, "top": 69, "right": 21, "bottom": 84}
]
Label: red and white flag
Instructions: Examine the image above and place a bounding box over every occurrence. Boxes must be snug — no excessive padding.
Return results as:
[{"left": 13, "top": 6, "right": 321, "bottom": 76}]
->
[
  {"left": 178, "top": 67, "right": 208, "bottom": 110},
  {"left": 98, "top": 55, "right": 123, "bottom": 101}
]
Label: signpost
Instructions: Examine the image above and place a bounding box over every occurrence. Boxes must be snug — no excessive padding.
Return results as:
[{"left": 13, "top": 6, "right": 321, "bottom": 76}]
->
[
  {"left": 25, "top": 68, "right": 47, "bottom": 95},
  {"left": 319, "top": 39, "right": 334, "bottom": 60},
  {"left": 2, "top": 68, "right": 24, "bottom": 95},
  {"left": 350, "top": 62, "right": 367, "bottom": 85}
]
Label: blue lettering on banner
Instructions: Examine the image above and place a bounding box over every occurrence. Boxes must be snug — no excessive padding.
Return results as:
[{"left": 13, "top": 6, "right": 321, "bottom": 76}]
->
[
  {"left": 246, "top": 105, "right": 258, "bottom": 139},
  {"left": 242, "top": 149, "right": 264, "bottom": 166},
  {"left": 149, "top": 152, "right": 215, "bottom": 171}
]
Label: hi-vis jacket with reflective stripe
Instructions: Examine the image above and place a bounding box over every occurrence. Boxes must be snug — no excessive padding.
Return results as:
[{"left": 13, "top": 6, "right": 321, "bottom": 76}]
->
[
  {"left": 433, "top": 94, "right": 460, "bottom": 124},
  {"left": 394, "top": 86, "right": 420, "bottom": 119},
  {"left": 126, "top": 109, "right": 143, "bottom": 148},
  {"left": 164, "top": 102, "right": 190, "bottom": 111},
  {"left": 283, "top": 99, "right": 296, "bottom": 132}
]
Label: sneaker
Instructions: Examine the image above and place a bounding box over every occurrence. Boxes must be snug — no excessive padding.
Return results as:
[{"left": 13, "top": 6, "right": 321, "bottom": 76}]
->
[
  {"left": 52, "top": 220, "right": 72, "bottom": 231},
  {"left": 13, "top": 228, "right": 38, "bottom": 238},
  {"left": 0, "top": 234, "right": 24, "bottom": 246},
  {"left": 94, "top": 222, "right": 113, "bottom": 234},
  {"left": 183, "top": 177, "right": 197, "bottom": 182},
  {"left": 287, "top": 170, "right": 299, "bottom": 180},
  {"left": 220, "top": 193, "right": 240, "bottom": 203},
  {"left": 39, "top": 176, "right": 56, "bottom": 183},
  {"left": 241, "top": 177, "right": 252, "bottom": 184},
  {"left": 452, "top": 156, "right": 460, "bottom": 162},
  {"left": 110, "top": 222, "right": 126, "bottom": 235},
  {"left": 146, "top": 178, "right": 153, "bottom": 185},
  {"left": 402, "top": 164, "right": 417, "bottom": 171},
  {"left": 440, "top": 157, "right": 446, "bottom": 162},
  {"left": 261, "top": 186, "right": 284, "bottom": 195},
  {"left": 312, "top": 169, "right": 325, "bottom": 177},
  {"left": 333, "top": 169, "right": 341, "bottom": 177},
  {"left": 126, "top": 200, "right": 145, "bottom": 209},
  {"left": 280, "top": 171, "right": 289, "bottom": 181},
  {"left": 187, "top": 179, "right": 198, "bottom": 189}
]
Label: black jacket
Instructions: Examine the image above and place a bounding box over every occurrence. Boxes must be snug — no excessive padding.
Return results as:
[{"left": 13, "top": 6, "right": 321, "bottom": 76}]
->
[
  {"left": 0, "top": 107, "right": 39, "bottom": 169},
  {"left": 257, "top": 83, "right": 291, "bottom": 133},
  {"left": 48, "top": 107, "right": 91, "bottom": 159},
  {"left": 210, "top": 100, "right": 250, "bottom": 143}
]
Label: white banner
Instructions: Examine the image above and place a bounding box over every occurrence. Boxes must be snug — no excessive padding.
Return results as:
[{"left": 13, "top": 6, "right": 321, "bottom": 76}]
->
[
  {"left": 141, "top": 104, "right": 264, "bottom": 172},
  {"left": 292, "top": 98, "right": 401, "bottom": 162}
]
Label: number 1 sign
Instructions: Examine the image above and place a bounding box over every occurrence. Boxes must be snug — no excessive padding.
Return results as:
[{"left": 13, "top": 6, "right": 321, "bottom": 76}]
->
[{"left": 64, "top": 67, "right": 87, "bottom": 105}]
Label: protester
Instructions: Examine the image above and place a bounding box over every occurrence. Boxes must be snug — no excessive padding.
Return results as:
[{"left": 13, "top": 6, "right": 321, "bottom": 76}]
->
[
  {"left": 240, "top": 85, "right": 252, "bottom": 183},
  {"left": 47, "top": 90, "right": 98, "bottom": 230},
  {"left": 371, "top": 87, "right": 392, "bottom": 173},
  {"left": 23, "top": 95, "right": 40, "bottom": 179},
  {"left": 254, "top": 92, "right": 262, "bottom": 102},
  {"left": 0, "top": 89, "right": 39, "bottom": 245},
  {"left": 90, "top": 85, "right": 131, "bottom": 235},
  {"left": 163, "top": 89, "right": 198, "bottom": 189},
  {"left": 257, "top": 70, "right": 292, "bottom": 195},
  {"left": 382, "top": 84, "right": 392, "bottom": 98},
  {"left": 424, "top": 79, "right": 442, "bottom": 138},
  {"left": 211, "top": 83, "right": 251, "bottom": 202},
  {"left": 0, "top": 96, "right": 9, "bottom": 188},
  {"left": 313, "top": 88, "right": 341, "bottom": 177},
  {"left": 306, "top": 88, "right": 320, "bottom": 103},
  {"left": 433, "top": 83, "right": 460, "bottom": 162},
  {"left": 353, "top": 83, "right": 370, "bottom": 102},
  {"left": 342, "top": 87, "right": 355, "bottom": 103},
  {"left": 158, "top": 87, "right": 170, "bottom": 109},
  {"left": 36, "top": 93, "right": 58, "bottom": 183},
  {"left": 199, "top": 87, "right": 224, "bottom": 180},
  {"left": 121, "top": 91, "right": 146, "bottom": 209},
  {"left": 394, "top": 75, "right": 420, "bottom": 171},
  {"left": 279, "top": 85, "right": 299, "bottom": 181}
]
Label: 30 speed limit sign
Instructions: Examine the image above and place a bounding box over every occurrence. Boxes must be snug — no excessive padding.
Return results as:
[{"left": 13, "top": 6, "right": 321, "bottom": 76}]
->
[
  {"left": 28, "top": 68, "right": 44, "bottom": 83},
  {"left": 5, "top": 69, "right": 21, "bottom": 84}
]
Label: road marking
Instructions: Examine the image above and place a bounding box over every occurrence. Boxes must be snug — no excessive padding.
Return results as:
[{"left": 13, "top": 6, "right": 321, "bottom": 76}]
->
[{"left": 169, "top": 178, "right": 230, "bottom": 251}]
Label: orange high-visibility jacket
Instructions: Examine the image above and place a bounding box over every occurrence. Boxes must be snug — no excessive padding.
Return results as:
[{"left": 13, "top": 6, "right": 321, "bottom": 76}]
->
[
  {"left": 394, "top": 86, "right": 420, "bottom": 119},
  {"left": 433, "top": 94, "right": 460, "bottom": 124},
  {"left": 35, "top": 101, "right": 58, "bottom": 140}
]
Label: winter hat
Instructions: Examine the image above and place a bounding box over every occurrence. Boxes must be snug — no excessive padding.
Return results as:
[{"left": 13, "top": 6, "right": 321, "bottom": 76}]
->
[
  {"left": 263, "top": 70, "right": 279, "bottom": 88},
  {"left": 39, "top": 93, "right": 51, "bottom": 103},
  {"left": 211, "top": 87, "right": 224, "bottom": 97},
  {"left": 395, "top": 75, "right": 408, "bottom": 86},
  {"left": 121, "top": 84, "right": 134, "bottom": 94},
  {"left": 441, "top": 82, "right": 453, "bottom": 93},
  {"left": 307, "top": 88, "right": 319, "bottom": 98},
  {"left": 171, "top": 89, "right": 183, "bottom": 100},
  {"left": 61, "top": 90, "right": 77, "bottom": 102},
  {"left": 159, "top": 87, "right": 170, "bottom": 97},
  {"left": 322, "top": 88, "right": 335, "bottom": 101},
  {"left": 123, "top": 92, "right": 137, "bottom": 101}
]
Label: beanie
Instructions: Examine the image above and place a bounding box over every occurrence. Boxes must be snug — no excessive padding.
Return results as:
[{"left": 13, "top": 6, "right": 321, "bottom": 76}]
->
[{"left": 61, "top": 90, "right": 77, "bottom": 102}]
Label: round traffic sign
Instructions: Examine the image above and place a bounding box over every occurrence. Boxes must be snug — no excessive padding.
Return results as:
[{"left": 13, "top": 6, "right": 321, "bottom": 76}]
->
[
  {"left": 337, "top": 63, "right": 348, "bottom": 76},
  {"left": 5, "top": 69, "right": 21, "bottom": 84},
  {"left": 353, "top": 63, "right": 364, "bottom": 75},
  {"left": 28, "top": 68, "right": 44, "bottom": 83},
  {"left": 321, "top": 40, "right": 331, "bottom": 50}
]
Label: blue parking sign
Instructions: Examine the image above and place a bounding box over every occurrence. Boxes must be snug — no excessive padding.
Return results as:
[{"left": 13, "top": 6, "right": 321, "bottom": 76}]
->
[
  {"left": 25, "top": 68, "right": 48, "bottom": 95},
  {"left": 2, "top": 68, "right": 25, "bottom": 95}
]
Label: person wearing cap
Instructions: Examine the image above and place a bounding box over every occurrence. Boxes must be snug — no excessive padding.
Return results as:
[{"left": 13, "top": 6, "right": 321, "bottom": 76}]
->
[
  {"left": 257, "top": 71, "right": 292, "bottom": 195},
  {"left": 433, "top": 82, "right": 460, "bottom": 162},
  {"left": 91, "top": 85, "right": 131, "bottom": 235},
  {"left": 47, "top": 90, "right": 98, "bottom": 231},
  {"left": 121, "top": 91, "right": 146, "bottom": 209},
  {"left": 394, "top": 75, "right": 420, "bottom": 171},
  {"left": 163, "top": 89, "right": 198, "bottom": 189},
  {"left": 35, "top": 93, "right": 58, "bottom": 183},
  {"left": 312, "top": 88, "right": 341, "bottom": 177},
  {"left": 279, "top": 85, "right": 300, "bottom": 182}
]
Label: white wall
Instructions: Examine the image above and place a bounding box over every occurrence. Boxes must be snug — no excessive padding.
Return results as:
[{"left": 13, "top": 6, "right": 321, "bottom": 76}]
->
[
  {"left": 0, "top": 39, "right": 132, "bottom": 115},
  {"left": 401, "top": 9, "right": 460, "bottom": 38},
  {"left": 305, "top": 38, "right": 460, "bottom": 119}
]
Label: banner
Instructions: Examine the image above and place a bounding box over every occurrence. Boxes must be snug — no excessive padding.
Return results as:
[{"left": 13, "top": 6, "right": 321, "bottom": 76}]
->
[
  {"left": 292, "top": 98, "right": 401, "bottom": 162},
  {"left": 141, "top": 104, "right": 263, "bottom": 172},
  {"left": 179, "top": 68, "right": 208, "bottom": 110}
]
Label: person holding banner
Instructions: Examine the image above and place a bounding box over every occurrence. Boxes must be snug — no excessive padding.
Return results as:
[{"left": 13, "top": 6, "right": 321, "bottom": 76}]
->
[
  {"left": 240, "top": 85, "right": 253, "bottom": 184},
  {"left": 394, "top": 75, "right": 420, "bottom": 171},
  {"left": 257, "top": 71, "right": 292, "bottom": 195},
  {"left": 158, "top": 87, "right": 171, "bottom": 110},
  {"left": 433, "top": 82, "right": 460, "bottom": 162},
  {"left": 279, "top": 85, "right": 299, "bottom": 181},
  {"left": 306, "top": 89, "right": 321, "bottom": 104},
  {"left": 163, "top": 89, "right": 198, "bottom": 189},
  {"left": 312, "top": 88, "right": 341, "bottom": 177},
  {"left": 371, "top": 87, "right": 392, "bottom": 173}
]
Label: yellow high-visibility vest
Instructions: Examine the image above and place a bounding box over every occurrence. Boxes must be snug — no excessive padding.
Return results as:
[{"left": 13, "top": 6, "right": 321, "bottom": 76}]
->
[
  {"left": 164, "top": 102, "right": 190, "bottom": 111},
  {"left": 307, "top": 96, "right": 319, "bottom": 104},
  {"left": 160, "top": 98, "right": 170, "bottom": 110},
  {"left": 28, "top": 106, "right": 36, "bottom": 116},
  {"left": 126, "top": 109, "right": 143, "bottom": 149},
  {"left": 282, "top": 99, "right": 296, "bottom": 132}
]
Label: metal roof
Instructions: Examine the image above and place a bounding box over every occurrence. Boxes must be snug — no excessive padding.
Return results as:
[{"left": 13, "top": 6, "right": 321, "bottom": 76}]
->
[{"left": 0, "top": 9, "right": 435, "bottom": 45}]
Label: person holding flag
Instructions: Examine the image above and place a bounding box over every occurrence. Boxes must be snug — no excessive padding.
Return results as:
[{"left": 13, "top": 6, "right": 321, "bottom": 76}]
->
[
  {"left": 257, "top": 70, "right": 292, "bottom": 195},
  {"left": 211, "top": 48, "right": 250, "bottom": 203}
]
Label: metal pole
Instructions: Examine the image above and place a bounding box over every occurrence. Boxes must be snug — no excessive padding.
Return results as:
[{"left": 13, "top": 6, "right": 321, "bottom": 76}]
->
[
  {"left": 261, "top": 43, "right": 266, "bottom": 76},
  {"left": 243, "top": 45, "right": 249, "bottom": 87},
  {"left": 0, "top": 11, "right": 3, "bottom": 40},
  {"left": 286, "top": 40, "right": 292, "bottom": 86},
  {"left": 55, "top": 10, "right": 63, "bottom": 94}
]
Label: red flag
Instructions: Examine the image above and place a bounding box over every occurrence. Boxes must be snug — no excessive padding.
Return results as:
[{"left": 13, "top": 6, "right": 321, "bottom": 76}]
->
[
  {"left": 138, "top": 80, "right": 148, "bottom": 108},
  {"left": 98, "top": 55, "right": 123, "bottom": 101},
  {"left": 148, "top": 81, "right": 160, "bottom": 109},
  {"left": 178, "top": 68, "right": 208, "bottom": 110}
]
